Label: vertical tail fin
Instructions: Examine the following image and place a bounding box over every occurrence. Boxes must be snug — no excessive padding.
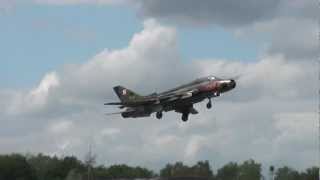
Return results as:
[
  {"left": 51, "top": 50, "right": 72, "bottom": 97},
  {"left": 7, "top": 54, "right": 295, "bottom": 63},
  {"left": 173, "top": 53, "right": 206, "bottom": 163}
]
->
[{"left": 113, "top": 86, "right": 142, "bottom": 103}]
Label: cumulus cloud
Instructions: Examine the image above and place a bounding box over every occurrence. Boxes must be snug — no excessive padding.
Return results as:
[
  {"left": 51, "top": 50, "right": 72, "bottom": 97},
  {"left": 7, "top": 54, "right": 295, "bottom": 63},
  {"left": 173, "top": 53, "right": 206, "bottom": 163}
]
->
[
  {"left": 184, "top": 135, "right": 207, "bottom": 161},
  {"left": 33, "top": 0, "right": 317, "bottom": 62},
  {"left": 29, "top": 0, "right": 317, "bottom": 62},
  {"left": 48, "top": 120, "right": 73, "bottom": 134},
  {"left": 272, "top": 112, "right": 317, "bottom": 167},
  {"left": 132, "top": 0, "right": 317, "bottom": 61},
  {"left": 198, "top": 56, "right": 315, "bottom": 101},
  {"left": 7, "top": 72, "right": 60, "bottom": 116},
  {"left": 235, "top": 17, "right": 318, "bottom": 60},
  {"left": 0, "top": 19, "right": 316, "bottom": 171}
]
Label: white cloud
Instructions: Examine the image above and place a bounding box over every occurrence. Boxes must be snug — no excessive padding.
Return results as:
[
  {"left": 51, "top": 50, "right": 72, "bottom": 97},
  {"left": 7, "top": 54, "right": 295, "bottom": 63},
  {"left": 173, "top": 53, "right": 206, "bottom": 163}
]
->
[
  {"left": 7, "top": 72, "right": 60, "bottom": 115},
  {"left": 30, "top": 72, "right": 60, "bottom": 106},
  {"left": 0, "top": 19, "right": 316, "bottom": 171},
  {"left": 100, "top": 128, "right": 120, "bottom": 137},
  {"left": 272, "top": 112, "right": 317, "bottom": 168},
  {"left": 48, "top": 120, "right": 73, "bottom": 134},
  {"left": 184, "top": 135, "right": 207, "bottom": 161},
  {"left": 198, "top": 55, "right": 315, "bottom": 101},
  {"left": 94, "top": 128, "right": 121, "bottom": 144},
  {"left": 235, "top": 17, "right": 318, "bottom": 60}
]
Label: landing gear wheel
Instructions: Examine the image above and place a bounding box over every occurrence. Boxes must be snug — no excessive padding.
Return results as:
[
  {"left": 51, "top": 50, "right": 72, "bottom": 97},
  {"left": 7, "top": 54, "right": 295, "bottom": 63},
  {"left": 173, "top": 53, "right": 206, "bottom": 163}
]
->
[
  {"left": 156, "top": 112, "right": 163, "bottom": 119},
  {"left": 181, "top": 113, "right": 189, "bottom": 122},
  {"left": 207, "top": 99, "right": 212, "bottom": 109}
]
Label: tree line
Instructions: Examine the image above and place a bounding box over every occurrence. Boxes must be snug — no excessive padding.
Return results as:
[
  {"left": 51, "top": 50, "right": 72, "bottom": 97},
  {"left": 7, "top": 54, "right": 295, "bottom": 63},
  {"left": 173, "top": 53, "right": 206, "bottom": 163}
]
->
[{"left": 0, "top": 153, "right": 318, "bottom": 180}]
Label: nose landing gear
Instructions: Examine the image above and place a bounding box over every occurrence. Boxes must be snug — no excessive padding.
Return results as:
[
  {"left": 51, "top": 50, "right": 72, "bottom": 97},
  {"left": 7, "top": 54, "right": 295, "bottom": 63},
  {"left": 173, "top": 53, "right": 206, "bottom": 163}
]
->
[
  {"left": 156, "top": 111, "right": 163, "bottom": 119},
  {"left": 206, "top": 99, "right": 212, "bottom": 109}
]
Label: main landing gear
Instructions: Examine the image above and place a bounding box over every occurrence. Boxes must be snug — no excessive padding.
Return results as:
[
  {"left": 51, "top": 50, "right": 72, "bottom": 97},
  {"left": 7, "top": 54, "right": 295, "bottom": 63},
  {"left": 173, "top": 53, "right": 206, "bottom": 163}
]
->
[
  {"left": 157, "top": 111, "right": 189, "bottom": 122},
  {"left": 156, "top": 111, "right": 163, "bottom": 119},
  {"left": 206, "top": 98, "right": 212, "bottom": 109},
  {"left": 181, "top": 112, "right": 189, "bottom": 122}
]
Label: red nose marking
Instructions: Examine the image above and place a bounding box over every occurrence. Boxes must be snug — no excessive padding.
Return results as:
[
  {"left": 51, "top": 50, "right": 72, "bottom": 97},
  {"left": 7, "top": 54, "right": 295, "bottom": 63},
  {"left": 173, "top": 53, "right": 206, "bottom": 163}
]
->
[{"left": 199, "top": 81, "right": 219, "bottom": 92}]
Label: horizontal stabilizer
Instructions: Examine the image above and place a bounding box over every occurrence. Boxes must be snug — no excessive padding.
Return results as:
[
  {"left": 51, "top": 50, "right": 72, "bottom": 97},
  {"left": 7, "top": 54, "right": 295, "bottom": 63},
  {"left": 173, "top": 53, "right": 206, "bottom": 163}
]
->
[{"left": 104, "top": 102, "right": 123, "bottom": 105}]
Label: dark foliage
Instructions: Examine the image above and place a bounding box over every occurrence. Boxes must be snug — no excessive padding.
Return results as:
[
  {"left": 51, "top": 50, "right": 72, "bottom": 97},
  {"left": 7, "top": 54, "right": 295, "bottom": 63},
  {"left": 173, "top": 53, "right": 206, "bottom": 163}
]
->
[
  {"left": 0, "top": 153, "right": 318, "bottom": 180},
  {"left": 0, "top": 154, "right": 37, "bottom": 180}
]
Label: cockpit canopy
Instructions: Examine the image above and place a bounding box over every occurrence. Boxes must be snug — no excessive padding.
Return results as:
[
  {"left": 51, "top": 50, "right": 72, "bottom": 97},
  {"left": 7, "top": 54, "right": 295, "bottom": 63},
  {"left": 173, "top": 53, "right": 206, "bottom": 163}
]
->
[
  {"left": 193, "top": 75, "right": 219, "bottom": 83},
  {"left": 207, "top": 75, "right": 217, "bottom": 80}
]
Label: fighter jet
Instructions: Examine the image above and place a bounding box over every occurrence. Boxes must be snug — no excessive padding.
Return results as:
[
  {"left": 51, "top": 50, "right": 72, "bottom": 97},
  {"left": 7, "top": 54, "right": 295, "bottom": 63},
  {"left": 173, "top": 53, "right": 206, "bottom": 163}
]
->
[{"left": 105, "top": 76, "right": 236, "bottom": 122}]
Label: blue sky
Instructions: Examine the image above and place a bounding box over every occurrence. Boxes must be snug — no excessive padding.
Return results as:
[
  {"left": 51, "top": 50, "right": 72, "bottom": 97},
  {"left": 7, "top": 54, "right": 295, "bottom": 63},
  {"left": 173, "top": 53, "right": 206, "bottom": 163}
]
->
[{"left": 1, "top": 3, "right": 258, "bottom": 88}]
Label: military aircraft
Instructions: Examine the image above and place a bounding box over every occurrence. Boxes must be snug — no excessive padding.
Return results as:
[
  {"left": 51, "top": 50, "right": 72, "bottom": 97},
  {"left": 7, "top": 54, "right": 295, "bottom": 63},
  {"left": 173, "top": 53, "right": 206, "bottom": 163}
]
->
[{"left": 105, "top": 76, "right": 236, "bottom": 121}]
